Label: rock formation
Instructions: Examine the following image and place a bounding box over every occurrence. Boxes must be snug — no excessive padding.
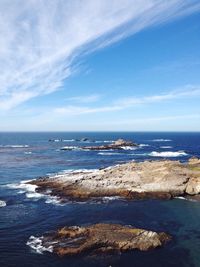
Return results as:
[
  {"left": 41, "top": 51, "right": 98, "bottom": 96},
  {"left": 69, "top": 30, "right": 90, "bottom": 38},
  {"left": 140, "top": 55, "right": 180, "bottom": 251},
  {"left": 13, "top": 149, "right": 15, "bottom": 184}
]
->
[
  {"left": 27, "top": 223, "right": 171, "bottom": 256},
  {"left": 61, "top": 138, "right": 137, "bottom": 150},
  {"left": 29, "top": 158, "right": 200, "bottom": 201}
]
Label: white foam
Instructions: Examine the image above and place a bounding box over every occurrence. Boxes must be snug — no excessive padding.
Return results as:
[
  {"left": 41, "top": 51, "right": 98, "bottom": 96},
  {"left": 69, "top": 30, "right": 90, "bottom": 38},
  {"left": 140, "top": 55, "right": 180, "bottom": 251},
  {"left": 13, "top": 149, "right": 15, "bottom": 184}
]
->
[
  {"left": 98, "top": 152, "right": 122, "bottom": 155},
  {"left": 24, "top": 151, "right": 32, "bottom": 154},
  {"left": 5, "top": 180, "right": 38, "bottom": 192},
  {"left": 26, "top": 236, "right": 53, "bottom": 254},
  {"left": 139, "top": 144, "right": 150, "bottom": 147},
  {"left": 174, "top": 196, "right": 198, "bottom": 202},
  {"left": 152, "top": 139, "right": 172, "bottom": 142},
  {"left": 26, "top": 192, "right": 44, "bottom": 199},
  {"left": 4, "top": 180, "right": 63, "bottom": 205},
  {"left": 63, "top": 139, "right": 75, "bottom": 142},
  {"left": 102, "top": 196, "right": 121, "bottom": 201},
  {"left": 0, "top": 200, "right": 6, "bottom": 207},
  {"left": 121, "top": 146, "right": 137, "bottom": 150},
  {"left": 149, "top": 151, "right": 187, "bottom": 157},
  {"left": 45, "top": 195, "right": 63, "bottom": 205},
  {"left": 174, "top": 196, "right": 186, "bottom": 200},
  {"left": 160, "top": 146, "right": 172, "bottom": 149}
]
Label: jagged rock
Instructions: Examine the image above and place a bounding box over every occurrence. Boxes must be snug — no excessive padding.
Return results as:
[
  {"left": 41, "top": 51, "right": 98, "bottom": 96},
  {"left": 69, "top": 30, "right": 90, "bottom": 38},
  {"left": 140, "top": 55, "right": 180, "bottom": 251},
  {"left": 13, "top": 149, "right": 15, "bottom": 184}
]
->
[
  {"left": 29, "top": 224, "right": 171, "bottom": 256},
  {"left": 112, "top": 138, "right": 133, "bottom": 146}
]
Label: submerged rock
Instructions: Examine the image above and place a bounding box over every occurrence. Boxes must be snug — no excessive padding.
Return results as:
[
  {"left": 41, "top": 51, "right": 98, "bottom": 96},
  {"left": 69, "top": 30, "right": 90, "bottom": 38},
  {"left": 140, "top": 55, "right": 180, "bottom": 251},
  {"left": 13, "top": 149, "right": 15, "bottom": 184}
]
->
[{"left": 27, "top": 223, "right": 171, "bottom": 256}]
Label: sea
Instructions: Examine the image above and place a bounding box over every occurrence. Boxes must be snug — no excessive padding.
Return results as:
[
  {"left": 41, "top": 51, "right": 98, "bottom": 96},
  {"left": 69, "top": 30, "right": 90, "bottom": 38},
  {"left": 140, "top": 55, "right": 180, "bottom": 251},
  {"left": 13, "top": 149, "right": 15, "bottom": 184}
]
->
[{"left": 0, "top": 132, "right": 200, "bottom": 267}]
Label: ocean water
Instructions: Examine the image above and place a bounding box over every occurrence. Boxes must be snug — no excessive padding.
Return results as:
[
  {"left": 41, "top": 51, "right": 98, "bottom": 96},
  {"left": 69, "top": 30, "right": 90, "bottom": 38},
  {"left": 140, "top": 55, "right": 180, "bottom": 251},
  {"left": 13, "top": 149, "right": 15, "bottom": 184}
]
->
[{"left": 0, "top": 132, "right": 200, "bottom": 267}]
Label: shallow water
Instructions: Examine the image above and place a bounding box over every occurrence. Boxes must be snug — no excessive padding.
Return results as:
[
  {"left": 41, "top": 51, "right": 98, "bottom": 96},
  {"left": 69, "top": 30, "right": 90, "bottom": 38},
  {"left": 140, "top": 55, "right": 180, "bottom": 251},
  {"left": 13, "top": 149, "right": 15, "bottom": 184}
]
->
[{"left": 0, "top": 132, "right": 200, "bottom": 267}]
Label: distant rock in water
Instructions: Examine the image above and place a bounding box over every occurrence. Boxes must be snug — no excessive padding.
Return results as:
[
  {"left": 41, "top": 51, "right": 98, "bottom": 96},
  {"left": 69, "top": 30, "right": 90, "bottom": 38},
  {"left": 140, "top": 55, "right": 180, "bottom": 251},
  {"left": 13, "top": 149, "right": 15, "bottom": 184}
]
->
[
  {"left": 61, "top": 138, "right": 138, "bottom": 151},
  {"left": 80, "top": 137, "right": 90, "bottom": 142},
  {"left": 0, "top": 200, "right": 6, "bottom": 207},
  {"left": 27, "top": 223, "right": 171, "bottom": 256}
]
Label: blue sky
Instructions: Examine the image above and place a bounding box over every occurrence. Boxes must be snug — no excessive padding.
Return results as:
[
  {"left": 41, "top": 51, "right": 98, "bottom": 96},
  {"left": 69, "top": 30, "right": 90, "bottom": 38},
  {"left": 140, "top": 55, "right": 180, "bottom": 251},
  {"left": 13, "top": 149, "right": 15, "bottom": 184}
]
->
[{"left": 0, "top": 0, "right": 200, "bottom": 131}]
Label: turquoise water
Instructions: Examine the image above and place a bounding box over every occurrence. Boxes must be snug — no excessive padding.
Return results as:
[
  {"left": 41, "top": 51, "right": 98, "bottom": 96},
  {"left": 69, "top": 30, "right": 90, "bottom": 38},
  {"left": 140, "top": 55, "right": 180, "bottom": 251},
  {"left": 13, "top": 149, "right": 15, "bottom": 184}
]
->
[{"left": 0, "top": 132, "right": 200, "bottom": 267}]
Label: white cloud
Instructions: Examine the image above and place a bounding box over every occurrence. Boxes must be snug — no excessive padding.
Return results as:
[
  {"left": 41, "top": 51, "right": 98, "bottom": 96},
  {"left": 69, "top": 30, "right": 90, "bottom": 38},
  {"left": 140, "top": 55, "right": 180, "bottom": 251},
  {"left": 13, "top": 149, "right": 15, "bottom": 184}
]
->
[
  {"left": 52, "top": 85, "right": 200, "bottom": 116},
  {"left": 0, "top": 0, "right": 200, "bottom": 110}
]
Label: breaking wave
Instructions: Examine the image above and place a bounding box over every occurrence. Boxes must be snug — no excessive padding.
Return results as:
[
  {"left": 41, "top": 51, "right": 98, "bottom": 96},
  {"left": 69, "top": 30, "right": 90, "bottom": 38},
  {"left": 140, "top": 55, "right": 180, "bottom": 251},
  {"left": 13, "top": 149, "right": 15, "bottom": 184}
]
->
[
  {"left": 98, "top": 152, "right": 122, "bottom": 155},
  {"left": 4, "top": 180, "right": 63, "bottom": 205},
  {"left": 149, "top": 151, "right": 187, "bottom": 157},
  {"left": 26, "top": 236, "right": 53, "bottom": 254},
  {"left": 139, "top": 144, "right": 150, "bottom": 147},
  {"left": 152, "top": 139, "right": 172, "bottom": 142},
  {"left": 121, "top": 146, "right": 137, "bottom": 150},
  {"left": 174, "top": 196, "right": 198, "bottom": 202},
  {"left": 0, "top": 200, "right": 6, "bottom": 207}
]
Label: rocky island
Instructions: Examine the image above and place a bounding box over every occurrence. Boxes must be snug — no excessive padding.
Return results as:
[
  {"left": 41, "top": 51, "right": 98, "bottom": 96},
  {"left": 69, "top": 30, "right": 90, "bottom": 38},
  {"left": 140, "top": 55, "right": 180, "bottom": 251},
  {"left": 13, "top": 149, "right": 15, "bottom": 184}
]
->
[
  {"left": 27, "top": 223, "right": 171, "bottom": 256},
  {"left": 61, "top": 138, "right": 138, "bottom": 150},
  {"left": 29, "top": 157, "right": 200, "bottom": 201}
]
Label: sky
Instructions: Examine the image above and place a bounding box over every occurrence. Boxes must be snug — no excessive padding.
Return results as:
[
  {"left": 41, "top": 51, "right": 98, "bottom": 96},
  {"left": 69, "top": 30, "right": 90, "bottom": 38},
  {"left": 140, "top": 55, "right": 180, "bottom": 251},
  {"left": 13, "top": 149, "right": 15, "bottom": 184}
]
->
[{"left": 0, "top": 0, "right": 200, "bottom": 131}]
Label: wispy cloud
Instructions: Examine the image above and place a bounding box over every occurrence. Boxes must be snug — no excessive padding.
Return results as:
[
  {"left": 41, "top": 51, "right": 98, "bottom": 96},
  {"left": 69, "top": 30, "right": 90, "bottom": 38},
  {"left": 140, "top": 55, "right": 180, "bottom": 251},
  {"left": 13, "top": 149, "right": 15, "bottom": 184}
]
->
[
  {"left": 66, "top": 94, "right": 101, "bottom": 104},
  {"left": 115, "top": 84, "right": 200, "bottom": 106},
  {"left": 0, "top": 0, "right": 200, "bottom": 110},
  {"left": 53, "top": 84, "right": 200, "bottom": 116}
]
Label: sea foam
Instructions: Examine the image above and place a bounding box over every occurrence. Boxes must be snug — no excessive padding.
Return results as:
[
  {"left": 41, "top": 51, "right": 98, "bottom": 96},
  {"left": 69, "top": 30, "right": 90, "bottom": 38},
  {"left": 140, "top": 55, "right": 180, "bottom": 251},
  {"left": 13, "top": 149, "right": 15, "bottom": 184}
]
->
[
  {"left": 4, "top": 180, "right": 63, "bottom": 205},
  {"left": 26, "top": 236, "right": 53, "bottom": 254},
  {"left": 149, "top": 151, "right": 187, "bottom": 157},
  {"left": 152, "top": 139, "right": 172, "bottom": 142},
  {"left": 0, "top": 200, "right": 6, "bottom": 207}
]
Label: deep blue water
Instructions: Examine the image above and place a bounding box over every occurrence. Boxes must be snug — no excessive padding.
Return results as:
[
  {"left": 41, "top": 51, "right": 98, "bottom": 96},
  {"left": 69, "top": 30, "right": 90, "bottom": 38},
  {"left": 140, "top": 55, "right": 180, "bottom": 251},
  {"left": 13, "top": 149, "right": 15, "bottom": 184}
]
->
[{"left": 0, "top": 132, "right": 200, "bottom": 267}]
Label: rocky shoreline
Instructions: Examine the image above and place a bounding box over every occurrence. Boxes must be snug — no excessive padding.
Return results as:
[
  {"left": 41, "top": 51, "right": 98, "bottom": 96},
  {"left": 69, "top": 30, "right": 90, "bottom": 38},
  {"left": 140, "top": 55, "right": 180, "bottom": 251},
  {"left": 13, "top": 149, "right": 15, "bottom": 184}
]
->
[
  {"left": 26, "top": 157, "right": 200, "bottom": 256},
  {"left": 29, "top": 157, "right": 200, "bottom": 202},
  {"left": 27, "top": 223, "right": 171, "bottom": 256}
]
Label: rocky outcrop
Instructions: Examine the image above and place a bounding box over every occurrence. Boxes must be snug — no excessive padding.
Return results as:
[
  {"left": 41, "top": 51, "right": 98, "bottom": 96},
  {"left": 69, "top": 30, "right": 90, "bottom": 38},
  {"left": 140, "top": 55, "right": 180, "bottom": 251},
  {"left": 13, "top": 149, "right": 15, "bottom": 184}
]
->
[
  {"left": 27, "top": 223, "right": 171, "bottom": 256},
  {"left": 61, "top": 138, "right": 137, "bottom": 151},
  {"left": 29, "top": 158, "right": 200, "bottom": 201}
]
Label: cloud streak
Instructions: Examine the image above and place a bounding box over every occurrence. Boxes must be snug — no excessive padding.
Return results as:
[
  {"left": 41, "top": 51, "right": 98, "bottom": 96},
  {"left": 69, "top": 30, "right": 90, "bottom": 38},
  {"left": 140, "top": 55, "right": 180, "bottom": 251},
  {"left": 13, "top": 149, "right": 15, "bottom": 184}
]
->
[
  {"left": 0, "top": 0, "right": 200, "bottom": 110},
  {"left": 53, "top": 85, "right": 200, "bottom": 116}
]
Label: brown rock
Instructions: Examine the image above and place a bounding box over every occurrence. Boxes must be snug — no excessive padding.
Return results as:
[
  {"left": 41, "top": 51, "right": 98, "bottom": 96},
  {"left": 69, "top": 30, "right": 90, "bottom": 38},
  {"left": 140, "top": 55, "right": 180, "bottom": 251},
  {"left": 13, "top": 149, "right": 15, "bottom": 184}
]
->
[{"left": 31, "top": 224, "right": 171, "bottom": 256}]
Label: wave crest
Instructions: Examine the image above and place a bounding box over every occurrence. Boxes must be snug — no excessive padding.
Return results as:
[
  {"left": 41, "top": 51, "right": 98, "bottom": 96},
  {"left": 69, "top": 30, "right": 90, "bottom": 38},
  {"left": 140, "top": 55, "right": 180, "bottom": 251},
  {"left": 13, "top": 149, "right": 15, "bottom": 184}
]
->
[{"left": 150, "top": 151, "right": 187, "bottom": 157}]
